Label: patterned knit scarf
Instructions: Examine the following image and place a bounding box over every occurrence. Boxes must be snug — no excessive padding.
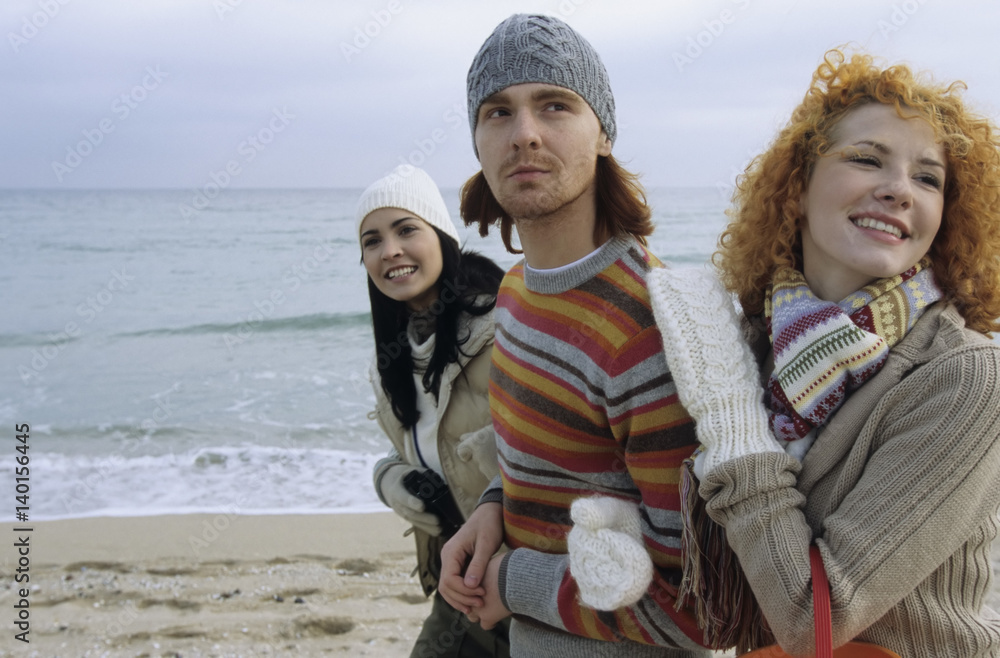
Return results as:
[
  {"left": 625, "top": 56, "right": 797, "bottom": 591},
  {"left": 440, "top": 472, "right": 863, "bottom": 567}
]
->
[
  {"left": 764, "top": 259, "right": 942, "bottom": 446},
  {"left": 676, "top": 259, "right": 942, "bottom": 653}
]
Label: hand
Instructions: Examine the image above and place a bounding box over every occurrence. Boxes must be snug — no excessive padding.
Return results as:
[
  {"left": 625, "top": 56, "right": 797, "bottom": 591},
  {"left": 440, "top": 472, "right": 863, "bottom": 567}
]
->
[
  {"left": 376, "top": 465, "right": 442, "bottom": 536},
  {"left": 438, "top": 502, "right": 503, "bottom": 613},
  {"left": 567, "top": 496, "right": 653, "bottom": 610},
  {"left": 648, "top": 267, "right": 783, "bottom": 475},
  {"left": 475, "top": 553, "right": 512, "bottom": 630}
]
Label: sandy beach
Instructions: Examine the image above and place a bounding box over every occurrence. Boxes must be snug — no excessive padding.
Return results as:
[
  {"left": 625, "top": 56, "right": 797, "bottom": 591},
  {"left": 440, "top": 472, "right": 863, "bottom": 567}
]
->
[
  {"left": 0, "top": 513, "right": 433, "bottom": 657},
  {"left": 1, "top": 512, "right": 997, "bottom": 658}
]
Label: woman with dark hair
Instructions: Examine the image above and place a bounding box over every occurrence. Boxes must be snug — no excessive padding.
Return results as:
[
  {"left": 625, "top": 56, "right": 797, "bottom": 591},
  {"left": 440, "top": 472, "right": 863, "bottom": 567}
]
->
[
  {"left": 358, "top": 164, "right": 510, "bottom": 657},
  {"left": 571, "top": 51, "right": 1000, "bottom": 657}
]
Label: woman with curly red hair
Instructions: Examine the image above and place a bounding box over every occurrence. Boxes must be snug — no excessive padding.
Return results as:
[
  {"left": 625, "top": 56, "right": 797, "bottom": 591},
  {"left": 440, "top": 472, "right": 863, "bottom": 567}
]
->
[
  {"left": 570, "top": 50, "right": 1000, "bottom": 656},
  {"left": 717, "top": 50, "right": 1000, "bottom": 335}
]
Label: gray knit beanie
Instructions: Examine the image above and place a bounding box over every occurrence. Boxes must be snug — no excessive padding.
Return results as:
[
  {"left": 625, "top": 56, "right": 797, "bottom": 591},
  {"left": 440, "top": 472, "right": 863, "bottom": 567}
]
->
[
  {"left": 355, "top": 165, "right": 460, "bottom": 245},
  {"left": 466, "top": 14, "right": 616, "bottom": 155}
]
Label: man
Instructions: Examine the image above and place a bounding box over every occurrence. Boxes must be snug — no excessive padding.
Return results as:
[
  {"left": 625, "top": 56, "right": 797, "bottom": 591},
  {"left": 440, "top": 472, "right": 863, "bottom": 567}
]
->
[{"left": 438, "top": 14, "right": 712, "bottom": 657}]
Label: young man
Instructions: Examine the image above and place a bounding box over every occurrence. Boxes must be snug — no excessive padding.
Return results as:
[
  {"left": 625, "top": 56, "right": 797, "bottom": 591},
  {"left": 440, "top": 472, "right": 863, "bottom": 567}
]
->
[{"left": 438, "top": 14, "right": 712, "bottom": 658}]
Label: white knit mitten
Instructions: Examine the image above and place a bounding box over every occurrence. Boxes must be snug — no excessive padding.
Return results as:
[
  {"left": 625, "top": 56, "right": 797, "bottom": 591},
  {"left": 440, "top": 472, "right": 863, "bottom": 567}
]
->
[
  {"left": 648, "top": 267, "right": 783, "bottom": 478},
  {"left": 567, "top": 497, "right": 653, "bottom": 610}
]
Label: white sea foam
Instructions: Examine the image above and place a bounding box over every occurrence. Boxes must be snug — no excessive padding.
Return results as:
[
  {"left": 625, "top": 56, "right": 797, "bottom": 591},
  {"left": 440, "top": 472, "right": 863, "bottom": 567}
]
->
[{"left": 18, "top": 446, "right": 386, "bottom": 520}]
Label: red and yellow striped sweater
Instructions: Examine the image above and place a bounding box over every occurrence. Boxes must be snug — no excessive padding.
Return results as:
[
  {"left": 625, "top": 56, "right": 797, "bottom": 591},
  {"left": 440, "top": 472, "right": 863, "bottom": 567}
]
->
[{"left": 488, "top": 238, "right": 709, "bottom": 655}]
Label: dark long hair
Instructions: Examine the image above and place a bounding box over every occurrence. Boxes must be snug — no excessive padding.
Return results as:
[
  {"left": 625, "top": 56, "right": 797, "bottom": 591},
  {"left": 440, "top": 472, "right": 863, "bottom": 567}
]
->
[{"left": 368, "top": 227, "right": 503, "bottom": 428}]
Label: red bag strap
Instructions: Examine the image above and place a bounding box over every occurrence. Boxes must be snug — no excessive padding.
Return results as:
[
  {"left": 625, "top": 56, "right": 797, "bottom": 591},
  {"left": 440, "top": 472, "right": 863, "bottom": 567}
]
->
[{"left": 810, "top": 544, "right": 833, "bottom": 658}]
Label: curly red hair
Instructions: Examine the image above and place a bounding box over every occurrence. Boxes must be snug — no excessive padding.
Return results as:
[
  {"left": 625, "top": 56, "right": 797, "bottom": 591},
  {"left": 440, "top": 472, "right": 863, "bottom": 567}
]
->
[{"left": 716, "top": 49, "right": 1000, "bottom": 334}]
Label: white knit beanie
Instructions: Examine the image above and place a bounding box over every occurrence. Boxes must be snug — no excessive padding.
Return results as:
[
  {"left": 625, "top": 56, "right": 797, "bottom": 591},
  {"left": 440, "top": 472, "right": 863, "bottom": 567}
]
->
[{"left": 355, "top": 165, "right": 460, "bottom": 245}]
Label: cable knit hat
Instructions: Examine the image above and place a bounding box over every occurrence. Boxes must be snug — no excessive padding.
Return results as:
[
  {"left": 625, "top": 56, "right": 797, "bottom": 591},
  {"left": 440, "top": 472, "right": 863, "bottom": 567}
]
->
[
  {"left": 466, "top": 13, "right": 616, "bottom": 154},
  {"left": 355, "top": 165, "right": 460, "bottom": 245}
]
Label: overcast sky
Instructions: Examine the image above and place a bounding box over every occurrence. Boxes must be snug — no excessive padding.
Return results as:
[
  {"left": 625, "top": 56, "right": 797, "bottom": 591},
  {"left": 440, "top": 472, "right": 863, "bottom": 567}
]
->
[{"left": 3, "top": 0, "right": 998, "bottom": 190}]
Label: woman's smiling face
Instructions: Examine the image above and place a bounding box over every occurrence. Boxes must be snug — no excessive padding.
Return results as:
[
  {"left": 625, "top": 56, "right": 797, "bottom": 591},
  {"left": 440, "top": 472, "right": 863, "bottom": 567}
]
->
[
  {"left": 799, "top": 103, "right": 946, "bottom": 301},
  {"left": 360, "top": 207, "right": 443, "bottom": 312}
]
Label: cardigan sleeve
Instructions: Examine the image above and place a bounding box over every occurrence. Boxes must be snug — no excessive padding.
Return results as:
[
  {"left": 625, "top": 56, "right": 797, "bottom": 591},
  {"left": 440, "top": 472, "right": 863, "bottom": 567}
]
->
[
  {"left": 372, "top": 446, "right": 406, "bottom": 507},
  {"left": 701, "top": 342, "right": 1000, "bottom": 655},
  {"left": 369, "top": 357, "right": 405, "bottom": 507}
]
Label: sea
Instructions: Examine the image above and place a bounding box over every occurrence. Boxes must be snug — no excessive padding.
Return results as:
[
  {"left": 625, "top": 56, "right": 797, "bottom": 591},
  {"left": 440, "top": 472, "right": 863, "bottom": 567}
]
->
[{"left": 0, "top": 187, "right": 733, "bottom": 520}]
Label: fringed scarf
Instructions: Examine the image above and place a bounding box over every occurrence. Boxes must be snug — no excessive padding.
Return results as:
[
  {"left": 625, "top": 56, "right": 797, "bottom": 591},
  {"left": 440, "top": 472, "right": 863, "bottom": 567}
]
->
[
  {"left": 675, "top": 260, "right": 941, "bottom": 653},
  {"left": 765, "top": 259, "right": 942, "bottom": 450}
]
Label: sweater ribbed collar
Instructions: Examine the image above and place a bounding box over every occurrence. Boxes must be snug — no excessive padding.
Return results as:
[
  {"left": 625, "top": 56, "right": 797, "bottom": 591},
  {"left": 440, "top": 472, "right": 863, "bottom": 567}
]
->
[{"left": 522, "top": 236, "right": 634, "bottom": 295}]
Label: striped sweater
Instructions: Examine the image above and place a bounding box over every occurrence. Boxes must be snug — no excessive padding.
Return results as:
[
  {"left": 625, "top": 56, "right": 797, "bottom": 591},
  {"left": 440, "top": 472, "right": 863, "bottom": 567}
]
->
[{"left": 489, "top": 237, "right": 710, "bottom": 657}]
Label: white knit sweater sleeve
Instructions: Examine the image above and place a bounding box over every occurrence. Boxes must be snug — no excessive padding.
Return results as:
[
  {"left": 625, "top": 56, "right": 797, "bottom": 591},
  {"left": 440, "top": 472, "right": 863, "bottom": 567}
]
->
[{"left": 648, "top": 266, "right": 783, "bottom": 475}]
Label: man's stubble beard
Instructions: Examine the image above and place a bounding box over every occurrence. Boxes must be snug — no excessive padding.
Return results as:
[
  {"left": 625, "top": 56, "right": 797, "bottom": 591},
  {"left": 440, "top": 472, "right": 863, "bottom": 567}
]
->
[{"left": 496, "top": 178, "right": 589, "bottom": 225}]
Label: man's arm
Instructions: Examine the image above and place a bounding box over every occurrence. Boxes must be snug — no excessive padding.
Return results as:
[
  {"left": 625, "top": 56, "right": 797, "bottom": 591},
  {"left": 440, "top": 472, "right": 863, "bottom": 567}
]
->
[
  {"left": 471, "top": 551, "right": 512, "bottom": 629},
  {"left": 494, "top": 473, "right": 708, "bottom": 649}
]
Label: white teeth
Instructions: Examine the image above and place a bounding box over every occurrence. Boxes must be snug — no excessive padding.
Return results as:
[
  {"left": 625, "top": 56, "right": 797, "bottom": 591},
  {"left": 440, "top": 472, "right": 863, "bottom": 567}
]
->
[
  {"left": 853, "top": 216, "right": 903, "bottom": 238},
  {"left": 387, "top": 266, "right": 416, "bottom": 280}
]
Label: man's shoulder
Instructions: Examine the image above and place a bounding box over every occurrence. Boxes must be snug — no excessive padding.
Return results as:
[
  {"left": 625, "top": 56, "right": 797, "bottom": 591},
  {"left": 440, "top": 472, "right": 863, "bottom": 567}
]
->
[
  {"left": 501, "top": 259, "right": 525, "bottom": 280},
  {"left": 594, "top": 237, "right": 656, "bottom": 276},
  {"left": 569, "top": 241, "right": 664, "bottom": 343},
  {"left": 590, "top": 239, "right": 661, "bottom": 301},
  {"left": 496, "top": 261, "right": 525, "bottom": 295},
  {"left": 630, "top": 240, "right": 662, "bottom": 271}
]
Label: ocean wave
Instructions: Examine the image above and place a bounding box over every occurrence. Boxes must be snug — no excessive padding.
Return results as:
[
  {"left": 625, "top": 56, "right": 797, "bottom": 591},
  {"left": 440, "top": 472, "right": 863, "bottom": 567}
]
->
[
  {"left": 58, "top": 244, "right": 128, "bottom": 253},
  {"left": 117, "top": 311, "right": 371, "bottom": 338},
  {"left": 0, "top": 332, "right": 83, "bottom": 348},
  {"left": 8, "top": 445, "right": 386, "bottom": 520},
  {"left": 0, "top": 312, "right": 370, "bottom": 347}
]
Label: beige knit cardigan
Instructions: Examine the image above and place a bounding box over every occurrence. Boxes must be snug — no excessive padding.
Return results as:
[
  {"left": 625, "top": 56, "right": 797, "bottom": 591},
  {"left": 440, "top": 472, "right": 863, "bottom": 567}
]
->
[{"left": 701, "top": 303, "right": 1000, "bottom": 657}]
